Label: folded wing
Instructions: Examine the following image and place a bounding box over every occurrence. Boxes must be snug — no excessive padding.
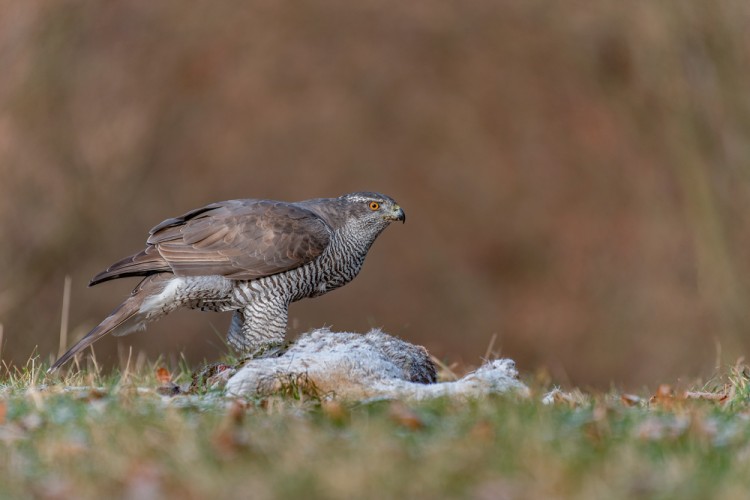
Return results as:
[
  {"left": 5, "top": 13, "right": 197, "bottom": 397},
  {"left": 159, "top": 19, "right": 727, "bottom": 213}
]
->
[{"left": 89, "top": 199, "right": 331, "bottom": 285}]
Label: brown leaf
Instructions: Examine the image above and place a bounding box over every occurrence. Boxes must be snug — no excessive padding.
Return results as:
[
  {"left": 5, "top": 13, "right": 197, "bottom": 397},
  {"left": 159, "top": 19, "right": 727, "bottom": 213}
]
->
[
  {"left": 620, "top": 394, "right": 641, "bottom": 407},
  {"left": 212, "top": 401, "right": 249, "bottom": 457},
  {"left": 0, "top": 401, "right": 6, "bottom": 425},
  {"left": 649, "top": 384, "right": 675, "bottom": 408},
  {"left": 74, "top": 388, "right": 108, "bottom": 402},
  {"left": 321, "top": 400, "right": 348, "bottom": 424},
  {"left": 656, "top": 384, "right": 673, "bottom": 398},
  {"left": 155, "top": 367, "right": 171, "bottom": 384},
  {"left": 388, "top": 402, "right": 424, "bottom": 430},
  {"left": 226, "top": 399, "right": 246, "bottom": 425}
]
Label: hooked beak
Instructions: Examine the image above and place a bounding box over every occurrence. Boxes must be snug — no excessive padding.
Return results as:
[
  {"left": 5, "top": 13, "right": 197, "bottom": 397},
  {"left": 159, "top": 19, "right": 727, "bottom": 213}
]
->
[{"left": 387, "top": 206, "right": 406, "bottom": 223}]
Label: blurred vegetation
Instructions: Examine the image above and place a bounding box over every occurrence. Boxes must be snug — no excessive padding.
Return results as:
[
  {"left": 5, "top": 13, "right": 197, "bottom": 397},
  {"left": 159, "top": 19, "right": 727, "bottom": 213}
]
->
[
  {"left": 3, "top": 1, "right": 750, "bottom": 387},
  {"left": 3, "top": 362, "right": 750, "bottom": 498}
]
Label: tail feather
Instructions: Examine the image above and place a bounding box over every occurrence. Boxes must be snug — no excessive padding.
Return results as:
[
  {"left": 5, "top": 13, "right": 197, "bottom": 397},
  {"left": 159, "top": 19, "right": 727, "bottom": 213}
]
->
[
  {"left": 49, "top": 275, "right": 171, "bottom": 373},
  {"left": 48, "top": 301, "right": 143, "bottom": 373}
]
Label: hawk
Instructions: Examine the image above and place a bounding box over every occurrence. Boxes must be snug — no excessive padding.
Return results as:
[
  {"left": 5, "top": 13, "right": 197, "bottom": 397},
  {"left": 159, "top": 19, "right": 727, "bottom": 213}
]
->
[{"left": 50, "top": 192, "right": 405, "bottom": 371}]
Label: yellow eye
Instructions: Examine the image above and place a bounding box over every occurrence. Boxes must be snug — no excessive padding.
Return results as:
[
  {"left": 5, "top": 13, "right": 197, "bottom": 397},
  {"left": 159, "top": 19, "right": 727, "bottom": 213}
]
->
[{"left": 369, "top": 201, "right": 380, "bottom": 211}]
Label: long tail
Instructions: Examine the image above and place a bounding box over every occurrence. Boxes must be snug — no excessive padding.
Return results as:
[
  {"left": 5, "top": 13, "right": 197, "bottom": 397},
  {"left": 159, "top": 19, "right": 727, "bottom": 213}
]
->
[{"left": 48, "top": 276, "right": 170, "bottom": 373}]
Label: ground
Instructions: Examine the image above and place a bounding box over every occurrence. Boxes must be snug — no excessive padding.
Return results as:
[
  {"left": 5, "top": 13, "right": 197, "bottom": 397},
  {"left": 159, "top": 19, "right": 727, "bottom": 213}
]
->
[{"left": 2, "top": 359, "right": 750, "bottom": 499}]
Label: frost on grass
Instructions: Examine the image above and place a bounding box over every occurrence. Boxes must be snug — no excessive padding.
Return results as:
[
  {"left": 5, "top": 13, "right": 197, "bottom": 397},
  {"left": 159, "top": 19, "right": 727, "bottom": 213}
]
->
[{"left": 225, "top": 328, "right": 529, "bottom": 400}]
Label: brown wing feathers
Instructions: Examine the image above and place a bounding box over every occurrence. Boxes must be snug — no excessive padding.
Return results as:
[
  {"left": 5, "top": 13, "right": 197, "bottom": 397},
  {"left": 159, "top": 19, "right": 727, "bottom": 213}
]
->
[
  {"left": 89, "top": 199, "right": 331, "bottom": 287},
  {"left": 89, "top": 246, "right": 170, "bottom": 286}
]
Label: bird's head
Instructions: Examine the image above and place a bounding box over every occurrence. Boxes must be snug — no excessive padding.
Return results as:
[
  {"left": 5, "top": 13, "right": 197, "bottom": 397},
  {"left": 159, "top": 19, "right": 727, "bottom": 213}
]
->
[
  {"left": 297, "top": 192, "right": 405, "bottom": 238},
  {"left": 338, "top": 192, "right": 406, "bottom": 231}
]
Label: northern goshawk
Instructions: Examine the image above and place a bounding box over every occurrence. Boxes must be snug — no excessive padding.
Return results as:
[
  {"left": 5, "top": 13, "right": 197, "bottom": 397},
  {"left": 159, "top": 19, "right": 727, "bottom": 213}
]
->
[{"left": 50, "top": 192, "right": 405, "bottom": 371}]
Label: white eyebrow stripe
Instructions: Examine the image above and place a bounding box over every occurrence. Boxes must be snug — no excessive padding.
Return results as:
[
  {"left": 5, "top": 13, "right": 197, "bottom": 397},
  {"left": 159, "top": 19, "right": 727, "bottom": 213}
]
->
[{"left": 346, "top": 195, "right": 379, "bottom": 203}]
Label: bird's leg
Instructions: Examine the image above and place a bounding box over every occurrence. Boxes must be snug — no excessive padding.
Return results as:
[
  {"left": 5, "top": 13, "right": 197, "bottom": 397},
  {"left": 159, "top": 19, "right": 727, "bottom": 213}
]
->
[{"left": 227, "top": 298, "right": 289, "bottom": 356}]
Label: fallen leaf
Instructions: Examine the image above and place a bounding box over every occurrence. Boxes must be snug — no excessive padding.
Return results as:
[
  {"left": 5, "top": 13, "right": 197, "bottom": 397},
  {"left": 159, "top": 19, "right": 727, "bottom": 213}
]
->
[
  {"left": 649, "top": 384, "right": 676, "bottom": 408},
  {"left": 656, "top": 384, "right": 673, "bottom": 398},
  {"left": 321, "top": 400, "right": 347, "bottom": 424},
  {"left": 620, "top": 394, "right": 641, "bottom": 407},
  {"left": 388, "top": 402, "right": 424, "bottom": 430},
  {"left": 212, "top": 401, "right": 249, "bottom": 457},
  {"left": 226, "top": 399, "right": 246, "bottom": 425},
  {"left": 0, "top": 401, "right": 6, "bottom": 425},
  {"left": 74, "top": 388, "right": 108, "bottom": 401},
  {"left": 155, "top": 367, "right": 171, "bottom": 384}
]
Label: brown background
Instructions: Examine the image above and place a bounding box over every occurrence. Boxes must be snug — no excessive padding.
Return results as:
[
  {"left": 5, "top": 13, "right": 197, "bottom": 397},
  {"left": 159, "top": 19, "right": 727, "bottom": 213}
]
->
[{"left": 3, "top": 1, "right": 750, "bottom": 388}]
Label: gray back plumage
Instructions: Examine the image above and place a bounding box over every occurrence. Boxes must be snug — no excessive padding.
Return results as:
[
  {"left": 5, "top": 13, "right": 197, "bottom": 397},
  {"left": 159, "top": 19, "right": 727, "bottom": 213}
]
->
[{"left": 90, "top": 192, "right": 401, "bottom": 286}]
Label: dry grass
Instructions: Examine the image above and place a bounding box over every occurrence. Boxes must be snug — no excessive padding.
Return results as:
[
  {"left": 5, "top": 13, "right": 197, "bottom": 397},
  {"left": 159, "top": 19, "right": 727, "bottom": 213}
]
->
[{"left": 2, "top": 359, "right": 750, "bottom": 499}]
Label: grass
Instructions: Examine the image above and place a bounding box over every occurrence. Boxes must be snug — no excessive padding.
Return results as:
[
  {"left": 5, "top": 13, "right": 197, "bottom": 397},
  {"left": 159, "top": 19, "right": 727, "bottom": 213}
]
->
[{"left": 2, "top": 359, "right": 750, "bottom": 498}]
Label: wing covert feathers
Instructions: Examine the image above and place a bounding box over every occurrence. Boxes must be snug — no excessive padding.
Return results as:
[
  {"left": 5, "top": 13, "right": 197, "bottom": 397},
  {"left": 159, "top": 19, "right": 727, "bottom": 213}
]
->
[
  {"left": 89, "top": 246, "right": 170, "bottom": 286},
  {"left": 89, "top": 199, "right": 331, "bottom": 285}
]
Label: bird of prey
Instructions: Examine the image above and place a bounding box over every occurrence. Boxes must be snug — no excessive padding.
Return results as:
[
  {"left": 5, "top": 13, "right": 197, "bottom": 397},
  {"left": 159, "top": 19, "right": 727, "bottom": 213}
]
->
[{"left": 49, "top": 192, "right": 405, "bottom": 372}]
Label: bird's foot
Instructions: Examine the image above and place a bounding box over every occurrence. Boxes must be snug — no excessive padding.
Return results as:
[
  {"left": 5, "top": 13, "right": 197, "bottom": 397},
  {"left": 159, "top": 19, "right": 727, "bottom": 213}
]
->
[
  {"left": 186, "top": 342, "right": 288, "bottom": 393},
  {"left": 188, "top": 362, "right": 237, "bottom": 393},
  {"left": 238, "top": 340, "right": 290, "bottom": 363}
]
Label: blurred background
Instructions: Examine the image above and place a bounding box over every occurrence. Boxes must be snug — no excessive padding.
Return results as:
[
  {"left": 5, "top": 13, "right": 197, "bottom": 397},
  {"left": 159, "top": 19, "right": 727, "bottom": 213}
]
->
[{"left": 2, "top": 1, "right": 750, "bottom": 388}]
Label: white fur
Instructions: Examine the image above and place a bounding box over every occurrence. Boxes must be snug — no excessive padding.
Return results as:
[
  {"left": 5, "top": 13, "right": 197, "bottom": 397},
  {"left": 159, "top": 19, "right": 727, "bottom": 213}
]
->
[
  {"left": 225, "top": 328, "right": 528, "bottom": 401},
  {"left": 387, "top": 359, "right": 529, "bottom": 400}
]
